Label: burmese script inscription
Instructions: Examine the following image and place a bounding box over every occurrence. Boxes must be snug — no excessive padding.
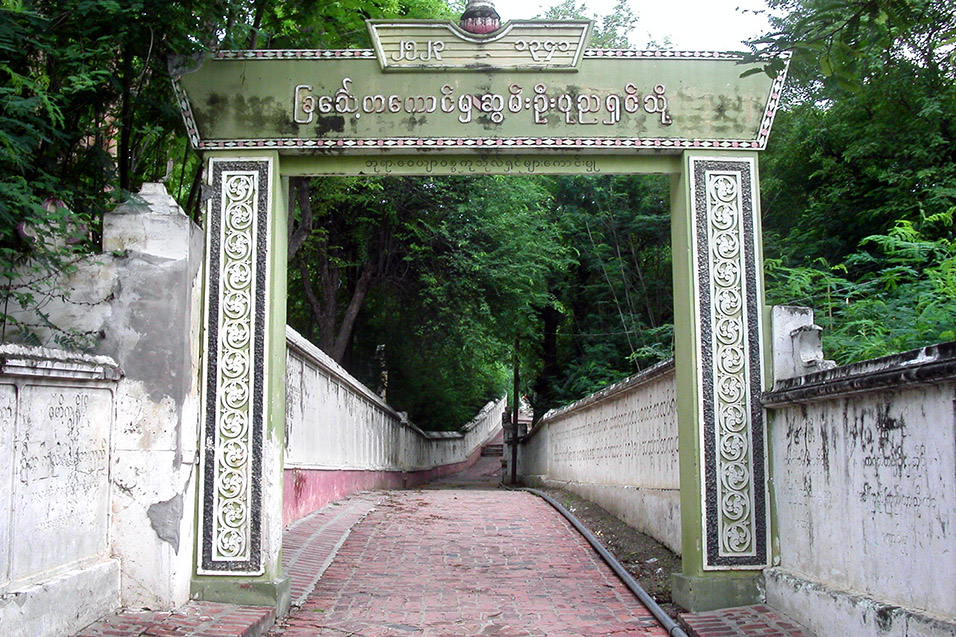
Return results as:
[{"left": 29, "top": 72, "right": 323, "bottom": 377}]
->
[
  {"left": 293, "top": 79, "right": 672, "bottom": 128},
  {"left": 368, "top": 21, "right": 591, "bottom": 71},
  {"left": 771, "top": 388, "right": 956, "bottom": 610},
  {"left": 11, "top": 386, "right": 112, "bottom": 582}
]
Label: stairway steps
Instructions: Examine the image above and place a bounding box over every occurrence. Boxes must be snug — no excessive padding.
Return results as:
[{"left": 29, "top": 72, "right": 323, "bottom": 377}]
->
[{"left": 481, "top": 444, "right": 504, "bottom": 457}]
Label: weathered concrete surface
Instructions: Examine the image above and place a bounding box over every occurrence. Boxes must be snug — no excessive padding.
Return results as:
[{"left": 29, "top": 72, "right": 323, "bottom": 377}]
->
[
  {"left": 12, "top": 384, "right": 112, "bottom": 579},
  {"left": 764, "top": 568, "right": 956, "bottom": 637},
  {"left": 0, "top": 383, "right": 11, "bottom": 590},
  {"left": 518, "top": 361, "right": 681, "bottom": 554},
  {"left": 765, "top": 342, "right": 956, "bottom": 635},
  {"left": 0, "top": 347, "right": 122, "bottom": 637},
  {"left": 1, "top": 560, "right": 120, "bottom": 637},
  {"left": 271, "top": 490, "right": 668, "bottom": 636},
  {"left": 770, "top": 306, "right": 835, "bottom": 383},
  {"left": 5, "top": 184, "right": 205, "bottom": 610},
  {"left": 102, "top": 184, "right": 205, "bottom": 610}
]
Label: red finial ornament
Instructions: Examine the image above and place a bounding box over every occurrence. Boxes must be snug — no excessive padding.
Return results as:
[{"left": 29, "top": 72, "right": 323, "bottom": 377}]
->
[{"left": 460, "top": 0, "right": 501, "bottom": 34}]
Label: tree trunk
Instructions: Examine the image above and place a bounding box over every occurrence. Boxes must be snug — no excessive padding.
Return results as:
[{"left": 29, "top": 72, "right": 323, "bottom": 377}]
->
[
  {"left": 330, "top": 263, "right": 375, "bottom": 362},
  {"left": 247, "top": 0, "right": 268, "bottom": 49},
  {"left": 533, "top": 303, "right": 561, "bottom": 421},
  {"left": 287, "top": 177, "right": 313, "bottom": 260}
]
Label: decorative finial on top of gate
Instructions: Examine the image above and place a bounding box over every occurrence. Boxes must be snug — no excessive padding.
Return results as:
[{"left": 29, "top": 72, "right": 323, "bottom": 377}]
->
[{"left": 460, "top": 0, "right": 501, "bottom": 34}]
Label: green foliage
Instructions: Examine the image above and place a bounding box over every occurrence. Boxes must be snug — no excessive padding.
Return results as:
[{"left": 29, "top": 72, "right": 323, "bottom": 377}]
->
[
  {"left": 322, "top": 172, "right": 676, "bottom": 428},
  {"left": 4, "top": 0, "right": 678, "bottom": 425},
  {"left": 0, "top": 0, "right": 453, "bottom": 345},
  {"left": 753, "top": 0, "right": 956, "bottom": 364},
  {"left": 528, "top": 174, "right": 673, "bottom": 415},
  {"left": 761, "top": 63, "right": 956, "bottom": 265},
  {"left": 746, "top": 0, "right": 955, "bottom": 86},
  {"left": 286, "top": 170, "right": 675, "bottom": 429},
  {"left": 248, "top": 0, "right": 455, "bottom": 49},
  {"left": 766, "top": 210, "right": 956, "bottom": 363},
  {"left": 289, "top": 175, "right": 566, "bottom": 430},
  {"left": 0, "top": 6, "right": 94, "bottom": 342},
  {"left": 0, "top": 1, "right": 233, "bottom": 342}
]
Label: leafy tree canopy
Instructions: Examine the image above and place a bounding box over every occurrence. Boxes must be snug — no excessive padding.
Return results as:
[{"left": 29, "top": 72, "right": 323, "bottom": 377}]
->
[{"left": 752, "top": 0, "right": 956, "bottom": 361}]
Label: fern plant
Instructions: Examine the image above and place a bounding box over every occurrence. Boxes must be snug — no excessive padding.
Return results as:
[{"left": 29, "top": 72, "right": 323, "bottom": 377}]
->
[{"left": 766, "top": 210, "right": 956, "bottom": 364}]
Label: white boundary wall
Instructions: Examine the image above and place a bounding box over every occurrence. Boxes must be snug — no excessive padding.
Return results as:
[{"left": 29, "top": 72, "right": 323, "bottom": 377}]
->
[
  {"left": 0, "top": 347, "right": 123, "bottom": 637},
  {"left": 1, "top": 185, "right": 205, "bottom": 629},
  {"left": 517, "top": 360, "right": 681, "bottom": 554},
  {"left": 285, "top": 326, "right": 505, "bottom": 472},
  {"left": 764, "top": 341, "right": 956, "bottom": 636}
]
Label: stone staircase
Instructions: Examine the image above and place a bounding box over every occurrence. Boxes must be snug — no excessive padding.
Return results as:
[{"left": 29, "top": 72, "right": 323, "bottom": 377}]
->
[{"left": 481, "top": 443, "right": 504, "bottom": 457}]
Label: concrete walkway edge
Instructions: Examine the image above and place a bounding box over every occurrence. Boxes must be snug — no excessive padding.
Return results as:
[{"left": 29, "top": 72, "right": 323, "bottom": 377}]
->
[
  {"left": 282, "top": 492, "right": 385, "bottom": 608},
  {"left": 76, "top": 492, "right": 385, "bottom": 637}
]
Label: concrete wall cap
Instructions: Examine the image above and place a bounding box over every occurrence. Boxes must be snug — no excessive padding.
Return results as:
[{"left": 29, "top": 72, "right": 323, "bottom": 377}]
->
[
  {"left": 0, "top": 342, "right": 118, "bottom": 367},
  {"left": 765, "top": 340, "right": 956, "bottom": 406},
  {"left": 0, "top": 343, "right": 122, "bottom": 380},
  {"left": 537, "top": 358, "right": 675, "bottom": 427},
  {"left": 286, "top": 325, "right": 496, "bottom": 439}
]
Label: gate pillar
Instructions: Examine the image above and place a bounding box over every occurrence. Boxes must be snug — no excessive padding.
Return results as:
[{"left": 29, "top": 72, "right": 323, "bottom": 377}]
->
[
  {"left": 670, "top": 151, "right": 769, "bottom": 611},
  {"left": 191, "top": 151, "right": 290, "bottom": 613}
]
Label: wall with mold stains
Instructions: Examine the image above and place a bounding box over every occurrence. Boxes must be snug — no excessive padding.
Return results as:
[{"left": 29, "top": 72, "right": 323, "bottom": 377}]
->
[
  {"left": 3, "top": 184, "right": 206, "bottom": 618},
  {"left": 0, "top": 349, "right": 122, "bottom": 637},
  {"left": 517, "top": 360, "right": 681, "bottom": 555},
  {"left": 764, "top": 342, "right": 956, "bottom": 636}
]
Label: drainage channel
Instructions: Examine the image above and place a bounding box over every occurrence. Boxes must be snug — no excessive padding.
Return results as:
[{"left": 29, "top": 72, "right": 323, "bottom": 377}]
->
[{"left": 515, "top": 486, "right": 689, "bottom": 637}]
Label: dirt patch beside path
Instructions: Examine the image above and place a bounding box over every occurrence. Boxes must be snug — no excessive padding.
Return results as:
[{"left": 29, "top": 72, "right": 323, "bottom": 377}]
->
[{"left": 530, "top": 486, "right": 684, "bottom": 622}]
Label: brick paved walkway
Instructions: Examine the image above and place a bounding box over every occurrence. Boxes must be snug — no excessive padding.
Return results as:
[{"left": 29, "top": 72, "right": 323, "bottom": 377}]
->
[
  {"left": 77, "top": 468, "right": 811, "bottom": 637},
  {"left": 268, "top": 489, "right": 669, "bottom": 636},
  {"left": 681, "top": 604, "right": 815, "bottom": 637},
  {"left": 282, "top": 491, "right": 384, "bottom": 607}
]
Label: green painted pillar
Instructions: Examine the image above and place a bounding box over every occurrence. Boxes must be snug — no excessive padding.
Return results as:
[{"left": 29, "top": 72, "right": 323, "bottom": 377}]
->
[
  {"left": 670, "top": 151, "right": 769, "bottom": 611},
  {"left": 191, "top": 151, "right": 291, "bottom": 614}
]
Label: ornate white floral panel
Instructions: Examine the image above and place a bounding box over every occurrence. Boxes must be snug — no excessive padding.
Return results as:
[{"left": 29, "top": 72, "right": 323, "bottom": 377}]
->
[
  {"left": 689, "top": 156, "right": 768, "bottom": 570},
  {"left": 198, "top": 158, "right": 271, "bottom": 575}
]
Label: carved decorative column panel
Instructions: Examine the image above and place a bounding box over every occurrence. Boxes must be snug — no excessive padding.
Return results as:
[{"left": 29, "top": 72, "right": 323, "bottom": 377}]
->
[
  {"left": 688, "top": 155, "right": 768, "bottom": 570},
  {"left": 198, "top": 157, "right": 271, "bottom": 576}
]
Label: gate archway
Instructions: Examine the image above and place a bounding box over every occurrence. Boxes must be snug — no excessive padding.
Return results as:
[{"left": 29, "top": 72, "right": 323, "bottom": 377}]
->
[{"left": 173, "top": 14, "right": 788, "bottom": 612}]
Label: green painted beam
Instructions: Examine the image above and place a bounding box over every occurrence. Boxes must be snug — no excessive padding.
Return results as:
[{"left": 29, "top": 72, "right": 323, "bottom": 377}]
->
[{"left": 277, "top": 153, "right": 682, "bottom": 176}]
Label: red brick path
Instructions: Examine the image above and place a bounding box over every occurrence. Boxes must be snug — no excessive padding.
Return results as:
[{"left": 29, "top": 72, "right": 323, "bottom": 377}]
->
[
  {"left": 77, "top": 479, "right": 812, "bottom": 636},
  {"left": 270, "top": 489, "right": 669, "bottom": 636},
  {"left": 282, "top": 491, "right": 384, "bottom": 606},
  {"left": 681, "top": 604, "right": 815, "bottom": 637}
]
